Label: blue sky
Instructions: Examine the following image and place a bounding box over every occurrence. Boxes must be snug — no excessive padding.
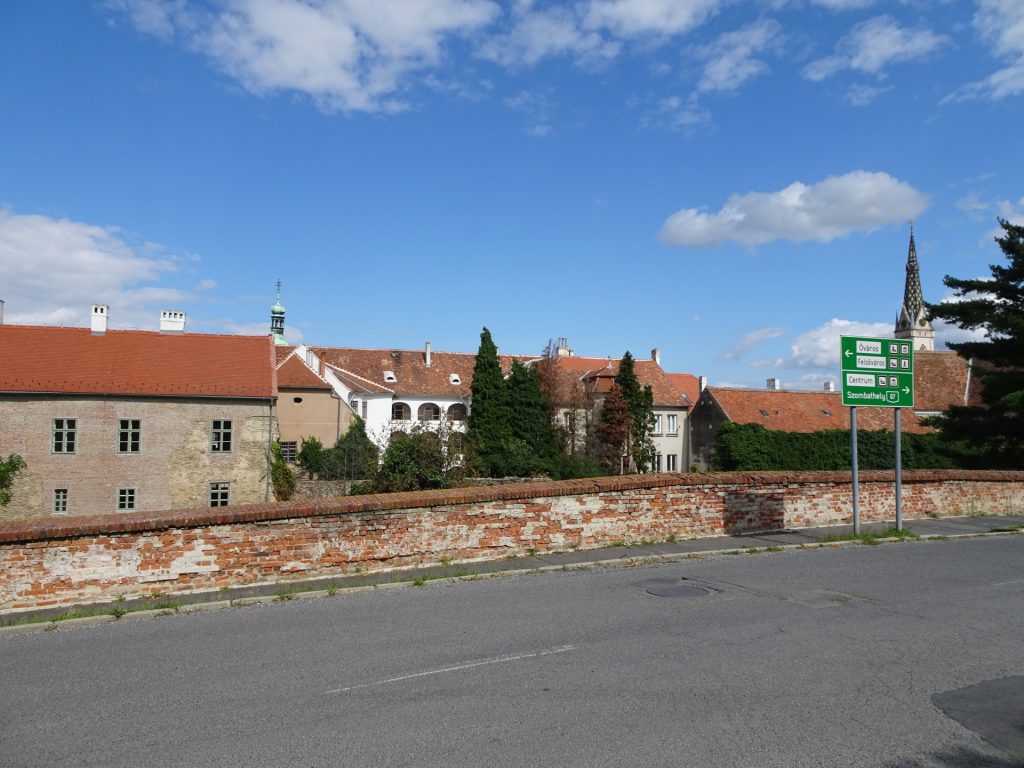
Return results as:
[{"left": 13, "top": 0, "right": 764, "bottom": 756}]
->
[{"left": 2, "top": 0, "right": 1022, "bottom": 388}]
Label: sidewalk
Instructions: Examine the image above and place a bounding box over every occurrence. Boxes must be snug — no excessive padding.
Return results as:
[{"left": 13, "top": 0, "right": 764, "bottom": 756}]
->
[{"left": 2, "top": 513, "right": 1022, "bottom": 631}]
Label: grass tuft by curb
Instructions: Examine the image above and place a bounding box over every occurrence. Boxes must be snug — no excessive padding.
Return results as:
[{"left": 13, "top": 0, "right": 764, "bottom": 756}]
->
[{"left": 819, "top": 528, "right": 919, "bottom": 544}]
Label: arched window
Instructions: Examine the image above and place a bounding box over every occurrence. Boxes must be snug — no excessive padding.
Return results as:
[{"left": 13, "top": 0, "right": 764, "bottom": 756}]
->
[
  {"left": 447, "top": 403, "right": 467, "bottom": 421},
  {"left": 418, "top": 402, "right": 441, "bottom": 421},
  {"left": 392, "top": 402, "right": 411, "bottom": 421}
]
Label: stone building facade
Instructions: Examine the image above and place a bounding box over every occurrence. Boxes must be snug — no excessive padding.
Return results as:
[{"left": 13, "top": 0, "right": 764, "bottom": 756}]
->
[{"left": 0, "top": 313, "right": 277, "bottom": 521}]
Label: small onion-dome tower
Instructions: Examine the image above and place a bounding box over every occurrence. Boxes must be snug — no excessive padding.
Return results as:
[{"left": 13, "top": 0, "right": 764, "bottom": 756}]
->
[{"left": 271, "top": 280, "right": 287, "bottom": 346}]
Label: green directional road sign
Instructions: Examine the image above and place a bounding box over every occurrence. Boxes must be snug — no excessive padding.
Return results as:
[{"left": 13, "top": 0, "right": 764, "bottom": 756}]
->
[{"left": 840, "top": 336, "right": 914, "bottom": 408}]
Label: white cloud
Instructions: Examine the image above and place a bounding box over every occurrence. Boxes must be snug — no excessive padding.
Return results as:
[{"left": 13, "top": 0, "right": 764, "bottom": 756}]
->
[
  {"left": 719, "top": 327, "right": 786, "bottom": 361},
  {"left": 692, "top": 19, "right": 783, "bottom": 94},
  {"left": 809, "top": 0, "right": 877, "bottom": 9},
  {"left": 477, "top": 5, "right": 619, "bottom": 68},
  {"left": 754, "top": 319, "right": 893, "bottom": 370},
  {"left": 659, "top": 170, "right": 928, "bottom": 248},
  {"left": 640, "top": 94, "right": 709, "bottom": 131},
  {"left": 844, "top": 82, "right": 889, "bottom": 106},
  {"left": 0, "top": 208, "right": 191, "bottom": 329},
  {"left": 202, "top": 318, "right": 304, "bottom": 345},
  {"left": 504, "top": 89, "right": 556, "bottom": 136},
  {"left": 113, "top": 0, "right": 499, "bottom": 113},
  {"left": 802, "top": 15, "right": 947, "bottom": 81},
  {"left": 584, "top": 0, "right": 724, "bottom": 38},
  {"left": 195, "top": 278, "right": 218, "bottom": 290},
  {"left": 945, "top": 0, "right": 1024, "bottom": 102}
]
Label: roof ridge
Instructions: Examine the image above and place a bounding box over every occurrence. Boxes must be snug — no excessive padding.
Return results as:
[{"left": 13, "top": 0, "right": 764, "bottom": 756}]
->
[{"left": 325, "top": 364, "right": 395, "bottom": 393}]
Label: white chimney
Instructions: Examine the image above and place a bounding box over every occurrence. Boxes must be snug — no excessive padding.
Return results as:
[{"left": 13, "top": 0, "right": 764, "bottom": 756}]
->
[
  {"left": 160, "top": 310, "right": 186, "bottom": 333},
  {"left": 699, "top": 375, "right": 708, "bottom": 392},
  {"left": 556, "top": 337, "right": 572, "bottom": 357},
  {"left": 823, "top": 380, "right": 835, "bottom": 393},
  {"left": 425, "top": 341, "right": 432, "bottom": 368},
  {"left": 90, "top": 304, "right": 109, "bottom": 335},
  {"left": 650, "top": 348, "right": 661, "bottom": 366},
  {"left": 767, "top": 378, "right": 781, "bottom": 391}
]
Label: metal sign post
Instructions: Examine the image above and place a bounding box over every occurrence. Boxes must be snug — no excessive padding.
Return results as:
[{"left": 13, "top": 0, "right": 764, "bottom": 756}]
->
[
  {"left": 851, "top": 406, "right": 860, "bottom": 535},
  {"left": 895, "top": 408, "right": 902, "bottom": 532},
  {"left": 840, "top": 336, "right": 914, "bottom": 533}
]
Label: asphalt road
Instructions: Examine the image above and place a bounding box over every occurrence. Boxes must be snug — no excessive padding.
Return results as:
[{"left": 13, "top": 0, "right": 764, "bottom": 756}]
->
[{"left": 2, "top": 536, "right": 1023, "bottom": 768}]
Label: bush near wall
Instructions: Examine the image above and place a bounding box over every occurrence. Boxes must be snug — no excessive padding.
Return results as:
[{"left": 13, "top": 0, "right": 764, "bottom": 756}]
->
[{"left": 713, "top": 423, "right": 958, "bottom": 471}]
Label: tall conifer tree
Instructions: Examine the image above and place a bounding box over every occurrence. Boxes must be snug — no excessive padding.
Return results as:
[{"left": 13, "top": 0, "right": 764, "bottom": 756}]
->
[
  {"left": 925, "top": 219, "right": 1024, "bottom": 467},
  {"left": 467, "top": 327, "right": 513, "bottom": 476},
  {"left": 615, "top": 352, "right": 655, "bottom": 471},
  {"left": 508, "top": 360, "right": 560, "bottom": 471},
  {"left": 596, "top": 383, "right": 631, "bottom": 473}
]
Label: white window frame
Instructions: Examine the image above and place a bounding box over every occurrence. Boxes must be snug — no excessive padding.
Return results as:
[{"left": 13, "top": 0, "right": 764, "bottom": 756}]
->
[
  {"left": 209, "top": 481, "right": 230, "bottom": 507},
  {"left": 52, "top": 418, "right": 77, "bottom": 454},
  {"left": 666, "top": 454, "right": 677, "bottom": 472},
  {"left": 211, "top": 420, "right": 233, "bottom": 453},
  {"left": 666, "top": 414, "right": 678, "bottom": 435},
  {"left": 652, "top": 414, "right": 662, "bottom": 435},
  {"left": 118, "top": 418, "right": 141, "bottom": 454}
]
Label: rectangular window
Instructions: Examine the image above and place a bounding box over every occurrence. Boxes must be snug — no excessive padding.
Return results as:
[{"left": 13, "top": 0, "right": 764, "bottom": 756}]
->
[
  {"left": 117, "top": 488, "right": 136, "bottom": 511},
  {"left": 53, "top": 488, "right": 68, "bottom": 514},
  {"left": 361, "top": 401, "right": 368, "bottom": 420},
  {"left": 280, "top": 441, "right": 298, "bottom": 462},
  {"left": 118, "top": 419, "right": 141, "bottom": 453},
  {"left": 666, "top": 454, "right": 677, "bottom": 472},
  {"left": 652, "top": 414, "right": 662, "bottom": 434},
  {"left": 666, "top": 414, "right": 678, "bottom": 434},
  {"left": 52, "top": 418, "right": 77, "bottom": 454},
  {"left": 653, "top": 453, "right": 662, "bottom": 472},
  {"left": 211, "top": 420, "right": 233, "bottom": 452},
  {"left": 209, "top": 482, "right": 230, "bottom": 507}
]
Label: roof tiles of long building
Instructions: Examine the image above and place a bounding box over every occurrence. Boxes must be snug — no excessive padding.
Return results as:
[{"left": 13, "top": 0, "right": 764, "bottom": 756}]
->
[
  {"left": 0, "top": 325, "right": 276, "bottom": 399},
  {"left": 310, "top": 346, "right": 534, "bottom": 398},
  {"left": 704, "top": 387, "right": 931, "bottom": 434},
  {"left": 547, "top": 356, "right": 690, "bottom": 408},
  {"left": 913, "top": 351, "right": 980, "bottom": 410},
  {"left": 276, "top": 353, "right": 332, "bottom": 390},
  {"left": 666, "top": 372, "right": 701, "bottom": 407}
]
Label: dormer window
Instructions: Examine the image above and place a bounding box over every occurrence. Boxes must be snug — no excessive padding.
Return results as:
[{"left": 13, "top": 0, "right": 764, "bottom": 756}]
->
[
  {"left": 759, "top": 409, "right": 770, "bottom": 417},
  {"left": 449, "top": 374, "right": 461, "bottom": 385},
  {"left": 383, "top": 371, "right": 397, "bottom": 383}
]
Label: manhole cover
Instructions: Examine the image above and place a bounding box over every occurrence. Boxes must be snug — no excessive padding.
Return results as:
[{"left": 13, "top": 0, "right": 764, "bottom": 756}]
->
[{"left": 646, "top": 585, "right": 709, "bottom": 598}]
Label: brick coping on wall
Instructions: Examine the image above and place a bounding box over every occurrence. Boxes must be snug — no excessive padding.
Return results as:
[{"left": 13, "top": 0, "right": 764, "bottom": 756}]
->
[{"left": 1, "top": 470, "right": 1021, "bottom": 546}]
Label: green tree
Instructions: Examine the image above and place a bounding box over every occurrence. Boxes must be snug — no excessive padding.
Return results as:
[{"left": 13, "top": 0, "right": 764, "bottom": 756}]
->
[
  {"left": 925, "top": 218, "right": 1024, "bottom": 468},
  {"left": 297, "top": 436, "right": 325, "bottom": 479},
  {"left": 0, "top": 453, "right": 26, "bottom": 507},
  {"left": 596, "top": 382, "right": 631, "bottom": 473},
  {"left": 508, "top": 360, "right": 561, "bottom": 475},
  {"left": 467, "top": 327, "right": 513, "bottom": 476},
  {"left": 373, "top": 428, "right": 449, "bottom": 492},
  {"left": 321, "top": 418, "right": 379, "bottom": 481},
  {"left": 615, "top": 352, "right": 655, "bottom": 472},
  {"left": 269, "top": 442, "right": 297, "bottom": 501}
]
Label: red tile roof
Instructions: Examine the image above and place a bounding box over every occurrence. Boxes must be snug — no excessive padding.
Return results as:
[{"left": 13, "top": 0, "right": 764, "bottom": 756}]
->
[
  {"left": 311, "top": 346, "right": 533, "bottom": 398},
  {"left": 914, "top": 351, "right": 980, "bottom": 411},
  {"left": 703, "top": 387, "right": 931, "bottom": 434},
  {"left": 0, "top": 325, "right": 276, "bottom": 399},
  {"left": 667, "top": 372, "right": 701, "bottom": 406},
  {"left": 276, "top": 353, "right": 332, "bottom": 390},
  {"left": 546, "top": 356, "right": 689, "bottom": 408}
]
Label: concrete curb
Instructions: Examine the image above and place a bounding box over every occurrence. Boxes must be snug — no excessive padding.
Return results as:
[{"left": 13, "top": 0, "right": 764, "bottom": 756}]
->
[{"left": 1, "top": 526, "right": 1020, "bottom": 638}]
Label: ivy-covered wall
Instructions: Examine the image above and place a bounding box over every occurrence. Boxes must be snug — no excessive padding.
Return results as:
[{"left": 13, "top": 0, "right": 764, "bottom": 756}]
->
[{"left": 713, "top": 423, "right": 957, "bottom": 471}]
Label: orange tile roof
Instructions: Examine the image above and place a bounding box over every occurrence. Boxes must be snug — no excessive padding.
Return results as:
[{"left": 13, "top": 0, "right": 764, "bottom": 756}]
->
[
  {"left": 913, "top": 351, "right": 980, "bottom": 411},
  {"left": 703, "top": 387, "right": 931, "bottom": 434},
  {"left": 0, "top": 325, "right": 275, "bottom": 399},
  {"left": 311, "top": 346, "right": 533, "bottom": 398},
  {"left": 667, "top": 372, "right": 701, "bottom": 406},
  {"left": 547, "top": 356, "right": 689, "bottom": 408},
  {"left": 276, "top": 353, "right": 332, "bottom": 390}
]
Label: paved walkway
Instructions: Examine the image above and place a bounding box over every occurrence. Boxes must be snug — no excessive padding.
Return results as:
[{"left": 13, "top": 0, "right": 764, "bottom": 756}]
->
[{"left": 2, "top": 513, "right": 1022, "bottom": 629}]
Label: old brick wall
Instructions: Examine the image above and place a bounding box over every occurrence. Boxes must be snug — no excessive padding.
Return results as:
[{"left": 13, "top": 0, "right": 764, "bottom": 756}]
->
[
  {"left": 0, "top": 395, "right": 273, "bottom": 521},
  {"left": 0, "top": 470, "right": 1020, "bottom": 612}
]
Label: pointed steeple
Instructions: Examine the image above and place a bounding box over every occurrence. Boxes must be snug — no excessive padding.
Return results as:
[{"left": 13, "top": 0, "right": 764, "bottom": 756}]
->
[
  {"left": 270, "top": 280, "right": 287, "bottom": 346},
  {"left": 894, "top": 224, "right": 934, "bottom": 351}
]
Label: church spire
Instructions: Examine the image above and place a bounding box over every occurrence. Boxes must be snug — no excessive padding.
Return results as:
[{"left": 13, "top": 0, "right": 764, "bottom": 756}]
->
[
  {"left": 270, "top": 280, "right": 287, "bottom": 346},
  {"left": 894, "top": 223, "right": 934, "bottom": 351}
]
